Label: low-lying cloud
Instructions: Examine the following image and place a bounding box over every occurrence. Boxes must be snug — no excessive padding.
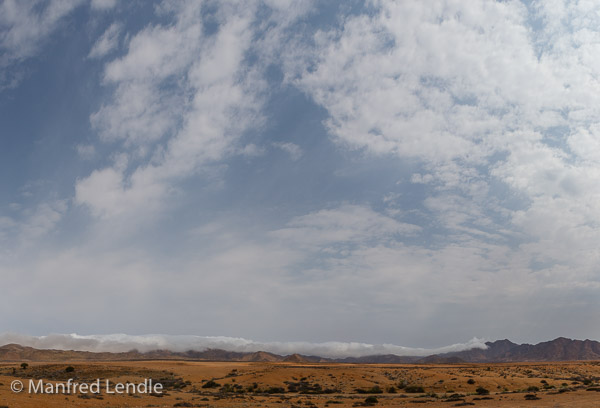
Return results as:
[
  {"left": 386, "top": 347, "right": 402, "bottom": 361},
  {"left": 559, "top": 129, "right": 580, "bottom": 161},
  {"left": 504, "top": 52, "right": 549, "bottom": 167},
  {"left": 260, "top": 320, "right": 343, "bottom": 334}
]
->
[{"left": 0, "top": 333, "right": 486, "bottom": 358}]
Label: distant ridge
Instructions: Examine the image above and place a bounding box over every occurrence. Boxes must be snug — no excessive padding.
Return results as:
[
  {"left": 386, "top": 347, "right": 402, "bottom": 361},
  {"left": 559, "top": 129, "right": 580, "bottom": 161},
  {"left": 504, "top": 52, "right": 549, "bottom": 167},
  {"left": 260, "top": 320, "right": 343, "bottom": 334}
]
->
[
  {"left": 440, "top": 337, "right": 600, "bottom": 362},
  {"left": 0, "top": 344, "right": 327, "bottom": 363},
  {"left": 1, "top": 337, "right": 600, "bottom": 363}
]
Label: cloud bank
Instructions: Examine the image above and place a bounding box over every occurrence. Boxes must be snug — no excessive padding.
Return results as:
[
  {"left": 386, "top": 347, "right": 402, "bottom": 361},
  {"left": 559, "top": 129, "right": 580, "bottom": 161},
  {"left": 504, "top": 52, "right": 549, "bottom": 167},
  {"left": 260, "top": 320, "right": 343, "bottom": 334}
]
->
[{"left": 0, "top": 333, "right": 487, "bottom": 358}]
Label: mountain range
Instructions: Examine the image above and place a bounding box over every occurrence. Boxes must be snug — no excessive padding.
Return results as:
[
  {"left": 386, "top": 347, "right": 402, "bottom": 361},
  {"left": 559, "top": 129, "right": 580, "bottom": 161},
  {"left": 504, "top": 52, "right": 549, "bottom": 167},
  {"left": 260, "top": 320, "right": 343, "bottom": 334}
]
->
[{"left": 1, "top": 337, "right": 600, "bottom": 363}]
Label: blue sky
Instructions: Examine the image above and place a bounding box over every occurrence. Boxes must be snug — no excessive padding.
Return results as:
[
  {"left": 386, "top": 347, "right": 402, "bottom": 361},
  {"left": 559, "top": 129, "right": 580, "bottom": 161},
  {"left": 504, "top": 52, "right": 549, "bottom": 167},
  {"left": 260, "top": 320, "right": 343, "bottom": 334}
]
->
[{"left": 1, "top": 0, "right": 600, "bottom": 354}]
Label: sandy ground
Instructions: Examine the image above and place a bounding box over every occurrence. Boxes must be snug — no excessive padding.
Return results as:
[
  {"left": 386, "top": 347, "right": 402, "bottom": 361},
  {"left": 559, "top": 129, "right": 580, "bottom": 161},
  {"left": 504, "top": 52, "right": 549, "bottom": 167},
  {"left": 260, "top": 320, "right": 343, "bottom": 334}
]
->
[{"left": 0, "top": 360, "right": 599, "bottom": 407}]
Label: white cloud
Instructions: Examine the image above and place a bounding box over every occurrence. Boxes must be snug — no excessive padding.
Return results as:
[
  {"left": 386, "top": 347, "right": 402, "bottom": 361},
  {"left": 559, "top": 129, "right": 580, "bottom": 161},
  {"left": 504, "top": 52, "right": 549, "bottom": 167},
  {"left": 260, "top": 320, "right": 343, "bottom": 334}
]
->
[
  {"left": 0, "top": 200, "right": 67, "bottom": 249},
  {"left": 78, "top": 1, "right": 318, "bottom": 224},
  {"left": 238, "top": 143, "right": 266, "bottom": 157},
  {"left": 273, "top": 204, "right": 419, "bottom": 248},
  {"left": 284, "top": 0, "right": 600, "bottom": 297},
  {"left": 0, "top": 0, "right": 83, "bottom": 88},
  {"left": 293, "top": 0, "right": 566, "bottom": 163},
  {"left": 79, "top": 2, "right": 272, "bottom": 221},
  {"left": 75, "top": 166, "right": 167, "bottom": 220},
  {"left": 274, "top": 142, "right": 303, "bottom": 161},
  {"left": 19, "top": 200, "right": 67, "bottom": 243},
  {"left": 88, "top": 22, "right": 121, "bottom": 59},
  {"left": 76, "top": 144, "right": 96, "bottom": 159},
  {"left": 90, "top": 0, "right": 116, "bottom": 10}
]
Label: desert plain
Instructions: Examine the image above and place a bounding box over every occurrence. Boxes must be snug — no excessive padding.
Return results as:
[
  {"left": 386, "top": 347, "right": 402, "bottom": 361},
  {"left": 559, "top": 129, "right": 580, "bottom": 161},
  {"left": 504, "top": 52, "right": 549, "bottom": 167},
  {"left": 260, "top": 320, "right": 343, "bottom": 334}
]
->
[{"left": 0, "top": 360, "right": 599, "bottom": 407}]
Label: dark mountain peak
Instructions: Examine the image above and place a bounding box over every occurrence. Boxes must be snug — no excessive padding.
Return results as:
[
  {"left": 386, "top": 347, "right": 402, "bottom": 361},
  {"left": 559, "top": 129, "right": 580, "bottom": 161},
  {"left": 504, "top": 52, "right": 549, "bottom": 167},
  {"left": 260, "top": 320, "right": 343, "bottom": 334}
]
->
[
  {"left": 548, "top": 337, "right": 573, "bottom": 344},
  {"left": 486, "top": 339, "right": 517, "bottom": 348},
  {"left": 446, "top": 337, "right": 600, "bottom": 363}
]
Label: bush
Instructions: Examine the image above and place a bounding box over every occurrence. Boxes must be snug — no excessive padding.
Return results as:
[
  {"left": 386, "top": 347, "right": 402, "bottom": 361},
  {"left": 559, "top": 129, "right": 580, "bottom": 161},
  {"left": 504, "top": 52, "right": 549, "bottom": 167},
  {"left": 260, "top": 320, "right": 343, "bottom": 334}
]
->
[
  {"left": 527, "top": 386, "right": 539, "bottom": 392},
  {"left": 475, "top": 387, "right": 489, "bottom": 395},
  {"left": 202, "top": 380, "right": 220, "bottom": 389},
  {"left": 20, "top": 363, "right": 28, "bottom": 370},
  {"left": 404, "top": 385, "right": 425, "bottom": 393},
  {"left": 355, "top": 386, "right": 383, "bottom": 394},
  {"left": 265, "top": 386, "right": 285, "bottom": 394},
  {"left": 364, "top": 396, "right": 378, "bottom": 405},
  {"left": 444, "top": 393, "right": 464, "bottom": 402},
  {"left": 65, "top": 366, "right": 75, "bottom": 373},
  {"left": 220, "top": 384, "right": 235, "bottom": 393},
  {"left": 467, "top": 379, "right": 475, "bottom": 385}
]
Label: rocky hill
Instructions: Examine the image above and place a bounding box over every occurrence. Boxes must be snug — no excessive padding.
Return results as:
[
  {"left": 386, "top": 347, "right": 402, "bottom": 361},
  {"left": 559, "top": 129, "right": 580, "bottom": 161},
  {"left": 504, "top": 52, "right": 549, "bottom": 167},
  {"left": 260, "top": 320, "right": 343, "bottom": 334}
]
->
[
  {"left": 2, "top": 337, "right": 600, "bottom": 363},
  {"left": 440, "top": 337, "right": 600, "bottom": 362}
]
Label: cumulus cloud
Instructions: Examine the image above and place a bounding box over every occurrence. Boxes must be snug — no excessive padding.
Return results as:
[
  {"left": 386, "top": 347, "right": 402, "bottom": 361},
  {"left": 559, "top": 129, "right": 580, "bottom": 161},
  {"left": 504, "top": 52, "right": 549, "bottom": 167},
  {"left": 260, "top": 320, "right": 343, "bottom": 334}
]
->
[
  {"left": 285, "top": 0, "right": 600, "bottom": 293},
  {"left": 0, "top": 333, "right": 487, "bottom": 358}
]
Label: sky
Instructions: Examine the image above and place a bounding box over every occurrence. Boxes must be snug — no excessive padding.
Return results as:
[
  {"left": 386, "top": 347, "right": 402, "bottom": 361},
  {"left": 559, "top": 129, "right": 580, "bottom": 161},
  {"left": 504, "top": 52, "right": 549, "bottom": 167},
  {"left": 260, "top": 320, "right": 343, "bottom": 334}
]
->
[{"left": 1, "top": 0, "right": 600, "bottom": 355}]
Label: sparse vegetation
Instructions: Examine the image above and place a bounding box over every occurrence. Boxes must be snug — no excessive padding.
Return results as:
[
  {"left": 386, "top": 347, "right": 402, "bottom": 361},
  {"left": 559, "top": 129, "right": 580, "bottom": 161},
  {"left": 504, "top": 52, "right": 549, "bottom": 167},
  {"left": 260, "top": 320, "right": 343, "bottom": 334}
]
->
[
  {"left": 202, "top": 380, "right": 220, "bottom": 389},
  {"left": 286, "top": 379, "right": 338, "bottom": 394},
  {"left": 3, "top": 359, "right": 600, "bottom": 407},
  {"left": 355, "top": 386, "right": 383, "bottom": 394},
  {"left": 444, "top": 393, "right": 465, "bottom": 402},
  {"left": 475, "top": 386, "right": 489, "bottom": 395},
  {"left": 265, "top": 386, "right": 285, "bottom": 394}
]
